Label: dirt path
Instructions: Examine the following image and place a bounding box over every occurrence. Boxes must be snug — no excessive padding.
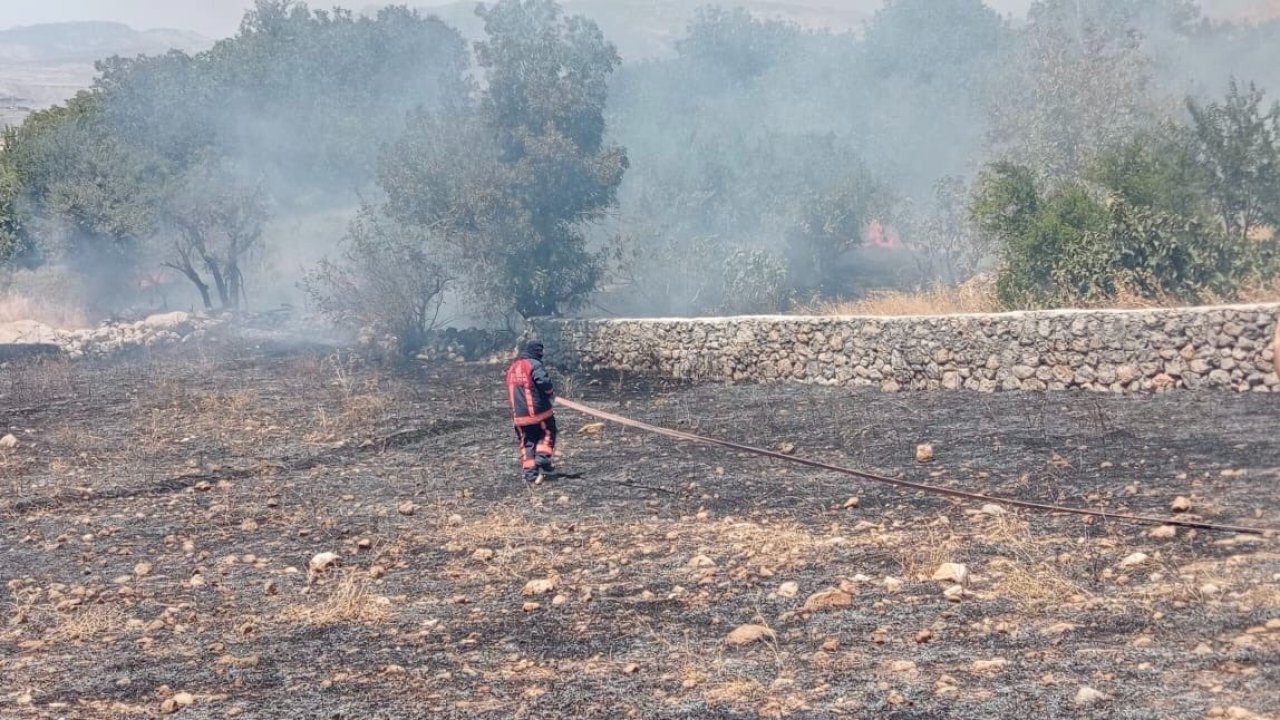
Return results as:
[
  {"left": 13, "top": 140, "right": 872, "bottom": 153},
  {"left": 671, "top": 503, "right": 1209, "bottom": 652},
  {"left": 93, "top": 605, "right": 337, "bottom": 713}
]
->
[{"left": 2, "top": 345, "right": 1277, "bottom": 719}]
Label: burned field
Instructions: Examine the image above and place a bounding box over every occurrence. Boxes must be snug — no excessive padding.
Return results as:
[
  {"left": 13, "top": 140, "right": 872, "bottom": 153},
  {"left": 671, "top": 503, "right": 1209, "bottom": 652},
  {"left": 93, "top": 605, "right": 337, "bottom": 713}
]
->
[{"left": 1, "top": 344, "right": 1278, "bottom": 719}]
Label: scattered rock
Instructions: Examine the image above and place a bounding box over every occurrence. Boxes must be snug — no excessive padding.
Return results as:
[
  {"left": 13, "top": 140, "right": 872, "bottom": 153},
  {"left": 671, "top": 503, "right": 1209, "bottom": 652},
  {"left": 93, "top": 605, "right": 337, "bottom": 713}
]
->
[
  {"left": 980, "top": 503, "right": 1006, "bottom": 516},
  {"left": 883, "top": 577, "right": 903, "bottom": 593},
  {"left": 1171, "top": 496, "right": 1193, "bottom": 513},
  {"left": 1149, "top": 525, "right": 1178, "bottom": 539},
  {"left": 687, "top": 555, "right": 716, "bottom": 569},
  {"left": 776, "top": 441, "right": 797, "bottom": 455},
  {"left": 623, "top": 663, "right": 640, "bottom": 674},
  {"left": 1039, "top": 622, "right": 1078, "bottom": 637},
  {"left": 216, "top": 654, "right": 261, "bottom": 669},
  {"left": 803, "top": 589, "right": 853, "bottom": 612},
  {"left": 931, "top": 563, "right": 969, "bottom": 584},
  {"left": 843, "top": 497, "right": 860, "bottom": 509},
  {"left": 578, "top": 423, "right": 605, "bottom": 435},
  {"left": 369, "top": 566, "right": 386, "bottom": 580},
  {"left": 915, "top": 444, "right": 934, "bottom": 463},
  {"left": 943, "top": 585, "right": 965, "bottom": 602},
  {"left": 971, "top": 658, "right": 1008, "bottom": 674},
  {"left": 726, "top": 624, "right": 774, "bottom": 646},
  {"left": 308, "top": 552, "right": 340, "bottom": 578},
  {"left": 472, "top": 548, "right": 495, "bottom": 562},
  {"left": 263, "top": 580, "right": 278, "bottom": 596},
  {"left": 888, "top": 660, "right": 917, "bottom": 674},
  {"left": 162, "top": 692, "right": 196, "bottom": 714},
  {"left": 0, "top": 434, "right": 18, "bottom": 449},
  {"left": 1200, "top": 583, "right": 1222, "bottom": 596},
  {"left": 1074, "top": 686, "right": 1106, "bottom": 706},
  {"left": 144, "top": 311, "right": 192, "bottom": 331},
  {"left": 133, "top": 562, "right": 153, "bottom": 578},
  {"left": 915, "top": 629, "right": 934, "bottom": 643},
  {"left": 1118, "top": 552, "right": 1150, "bottom": 569},
  {"left": 397, "top": 502, "right": 418, "bottom": 517},
  {"left": 522, "top": 602, "right": 541, "bottom": 613},
  {"left": 777, "top": 581, "right": 799, "bottom": 598},
  {"left": 522, "top": 576, "right": 559, "bottom": 596}
]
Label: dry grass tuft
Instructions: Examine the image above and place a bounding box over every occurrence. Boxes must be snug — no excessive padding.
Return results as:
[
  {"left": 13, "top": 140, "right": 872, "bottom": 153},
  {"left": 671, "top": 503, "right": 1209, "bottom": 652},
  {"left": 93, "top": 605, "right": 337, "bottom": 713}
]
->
[
  {"left": 896, "top": 528, "right": 958, "bottom": 581},
  {"left": 281, "top": 570, "right": 391, "bottom": 626},
  {"left": 798, "top": 274, "right": 1280, "bottom": 318},
  {"left": 798, "top": 278, "right": 1001, "bottom": 317},
  {"left": 47, "top": 604, "right": 128, "bottom": 642},
  {"left": 992, "top": 558, "right": 1088, "bottom": 609},
  {"left": 0, "top": 292, "right": 88, "bottom": 329}
]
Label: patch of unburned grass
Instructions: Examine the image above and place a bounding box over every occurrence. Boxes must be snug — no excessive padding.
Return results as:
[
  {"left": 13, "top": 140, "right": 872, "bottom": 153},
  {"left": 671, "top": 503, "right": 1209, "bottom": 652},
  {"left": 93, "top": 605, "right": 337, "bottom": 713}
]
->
[
  {"left": 280, "top": 570, "right": 391, "bottom": 626},
  {"left": 46, "top": 604, "right": 128, "bottom": 643}
]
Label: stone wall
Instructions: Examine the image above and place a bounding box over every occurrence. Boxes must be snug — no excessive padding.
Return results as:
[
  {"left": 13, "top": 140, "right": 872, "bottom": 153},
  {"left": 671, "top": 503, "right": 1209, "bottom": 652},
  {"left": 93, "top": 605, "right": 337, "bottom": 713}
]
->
[
  {"left": 0, "top": 312, "right": 225, "bottom": 360},
  {"left": 532, "top": 304, "right": 1280, "bottom": 393}
]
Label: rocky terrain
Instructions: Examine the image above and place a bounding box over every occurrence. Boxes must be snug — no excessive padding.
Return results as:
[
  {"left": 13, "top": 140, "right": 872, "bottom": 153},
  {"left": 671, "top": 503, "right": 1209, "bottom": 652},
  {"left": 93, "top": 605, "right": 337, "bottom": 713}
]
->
[{"left": 0, "top": 341, "right": 1276, "bottom": 718}]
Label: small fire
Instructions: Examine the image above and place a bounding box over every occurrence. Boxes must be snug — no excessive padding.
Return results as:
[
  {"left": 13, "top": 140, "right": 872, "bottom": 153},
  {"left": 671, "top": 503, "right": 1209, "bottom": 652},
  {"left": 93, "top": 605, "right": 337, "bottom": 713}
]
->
[
  {"left": 864, "top": 219, "right": 900, "bottom": 249},
  {"left": 137, "top": 271, "right": 174, "bottom": 291}
]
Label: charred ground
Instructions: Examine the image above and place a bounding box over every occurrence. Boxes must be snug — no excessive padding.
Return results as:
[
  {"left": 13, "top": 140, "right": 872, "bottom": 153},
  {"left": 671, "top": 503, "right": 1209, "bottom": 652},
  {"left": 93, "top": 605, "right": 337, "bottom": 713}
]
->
[{"left": 1, "top": 341, "right": 1278, "bottom": 719}]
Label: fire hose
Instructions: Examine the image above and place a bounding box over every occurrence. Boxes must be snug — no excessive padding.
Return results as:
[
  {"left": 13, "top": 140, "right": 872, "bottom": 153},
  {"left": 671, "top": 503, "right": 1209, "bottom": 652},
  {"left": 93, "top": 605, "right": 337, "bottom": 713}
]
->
[{"left": 555, "top": 397, "right": 1272, "bottom": 536}]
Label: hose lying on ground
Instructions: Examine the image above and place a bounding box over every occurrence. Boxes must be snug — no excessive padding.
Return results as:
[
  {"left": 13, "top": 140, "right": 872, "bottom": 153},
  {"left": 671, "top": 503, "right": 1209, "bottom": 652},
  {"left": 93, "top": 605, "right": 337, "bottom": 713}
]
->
[{"left": 556, "top": 397, "right": 1272, "bottom": 537}]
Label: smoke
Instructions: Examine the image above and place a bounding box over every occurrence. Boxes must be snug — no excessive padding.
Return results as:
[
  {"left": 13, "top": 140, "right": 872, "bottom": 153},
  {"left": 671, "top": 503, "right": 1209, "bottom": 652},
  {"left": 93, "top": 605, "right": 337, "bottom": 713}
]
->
[{"left": 4, "top": 0, "right": 1280, "bottom": 325}]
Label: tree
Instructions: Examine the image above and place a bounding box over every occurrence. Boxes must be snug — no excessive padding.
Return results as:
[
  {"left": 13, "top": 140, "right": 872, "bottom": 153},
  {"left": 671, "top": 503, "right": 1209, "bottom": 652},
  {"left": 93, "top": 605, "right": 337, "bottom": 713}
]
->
[
  {"left": 0, "top": 92, "right": 167, "bottom": 288},
  {"left": 382, "top": 0, "right": 628, "bottom": 319},
  {"left": 990, "top": 0, "right": 1165, "bottom": 182},
  {"left": 161, "top": 162, "right": 269, "bottom": 310},
  {"left": 675, "top": 6, "right": 798, "bottom": 82},
  {"left": 1187, "top": 79, "right": 1280, "bottom": 242},
  {"left": 973, "top": 163, "right": 1110, "bottom": 306},
  {"left": 900, "top": 176, "right": 990, "bottom": 286},
  {"left": 302, "top": 206, "right": 452, "bottom": 356},
  {"left": 1087, "top": 122, "right": 1208, "bottom": 219}
]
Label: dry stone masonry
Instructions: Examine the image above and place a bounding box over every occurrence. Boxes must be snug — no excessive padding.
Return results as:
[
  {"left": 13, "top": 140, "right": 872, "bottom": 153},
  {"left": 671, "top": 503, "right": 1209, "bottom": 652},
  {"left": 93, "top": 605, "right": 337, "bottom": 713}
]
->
[
  {"left": 0, "top": 311, "right": 225, "bottom": 359},
  {"left": 533, "top": 304, "right": 1280, "bottom": 393}
]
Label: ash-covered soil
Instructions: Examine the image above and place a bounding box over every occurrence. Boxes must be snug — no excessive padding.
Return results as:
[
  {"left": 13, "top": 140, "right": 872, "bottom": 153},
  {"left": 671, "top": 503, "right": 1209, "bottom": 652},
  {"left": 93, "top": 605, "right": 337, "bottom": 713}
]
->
[{"left": 1, "top": 343, "right": 1277, "bottom": 720}]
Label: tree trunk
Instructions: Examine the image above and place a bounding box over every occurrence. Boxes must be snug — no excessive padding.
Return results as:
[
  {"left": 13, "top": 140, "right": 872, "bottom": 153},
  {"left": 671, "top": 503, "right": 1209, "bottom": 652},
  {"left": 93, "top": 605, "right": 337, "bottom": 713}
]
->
[{"left": 165, "top": 260, "right": 212, "bottom": 310}]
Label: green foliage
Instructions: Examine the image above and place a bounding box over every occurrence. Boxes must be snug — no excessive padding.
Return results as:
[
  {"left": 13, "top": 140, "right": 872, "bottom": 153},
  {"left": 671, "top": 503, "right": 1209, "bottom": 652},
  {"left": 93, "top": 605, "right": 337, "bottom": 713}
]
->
[
  {"left": 978, "top": 172, "right": 1110, "bottom": 307},
  {"left": 382, "top": 0, "right": 627, "bottom": 319},
  {"left": 1187, "top": 79, "right": 1280, "bottom": 241},
  {"left": 979, "top": 100, "right": 1280, "bottom": 309},
  {"left": 0, "top": 135, "right": 23, "bottom": 264},
  {"left": 2, "top": 93, "right": 168, "bottom": 263},
  {"left": 1086, "top": 124, "right": 1208, "bottom": 218}
]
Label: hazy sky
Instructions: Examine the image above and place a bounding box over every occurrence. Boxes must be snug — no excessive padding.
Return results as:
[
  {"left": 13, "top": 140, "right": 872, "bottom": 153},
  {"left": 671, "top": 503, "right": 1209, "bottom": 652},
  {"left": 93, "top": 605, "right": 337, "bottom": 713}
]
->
[
  {"left": 0, "top": 0, "right": 1266, "bottom": 37},
  {"left": 2, "top": 1, "right": 1039, "bottom": 37}
]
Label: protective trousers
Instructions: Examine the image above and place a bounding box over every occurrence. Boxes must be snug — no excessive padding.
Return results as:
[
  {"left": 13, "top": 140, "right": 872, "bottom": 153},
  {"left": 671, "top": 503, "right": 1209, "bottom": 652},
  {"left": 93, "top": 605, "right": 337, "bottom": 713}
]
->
[{"left": 515, "top": 416, "right": 557, "bottom": 475}]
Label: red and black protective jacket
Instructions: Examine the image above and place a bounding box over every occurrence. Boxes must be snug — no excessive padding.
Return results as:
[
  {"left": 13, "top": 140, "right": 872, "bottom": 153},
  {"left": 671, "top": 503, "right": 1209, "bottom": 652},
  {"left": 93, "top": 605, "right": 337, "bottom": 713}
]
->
[{"left": 506, "top": 352, "right": 555, "bottom": 426}]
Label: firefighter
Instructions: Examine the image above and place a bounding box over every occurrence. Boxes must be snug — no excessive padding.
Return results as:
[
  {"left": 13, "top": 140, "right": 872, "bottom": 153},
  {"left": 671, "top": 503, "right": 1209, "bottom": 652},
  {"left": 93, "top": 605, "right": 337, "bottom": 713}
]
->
[
  {"left": 505, "top": 339, "right": 558, "bottom": 482},
  {"left": 1274, "top": 315, "right": 1279, "bottom": 376}
]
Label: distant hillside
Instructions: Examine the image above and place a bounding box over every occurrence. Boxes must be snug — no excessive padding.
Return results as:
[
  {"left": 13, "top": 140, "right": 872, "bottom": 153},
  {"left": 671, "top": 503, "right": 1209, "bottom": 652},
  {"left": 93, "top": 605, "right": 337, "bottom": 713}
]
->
[
  {"left": 0, "top": 21, "right": 211, "bottom": 64},
  {"left": 0, "top": 22, "right": 211, "bottom": 128}
]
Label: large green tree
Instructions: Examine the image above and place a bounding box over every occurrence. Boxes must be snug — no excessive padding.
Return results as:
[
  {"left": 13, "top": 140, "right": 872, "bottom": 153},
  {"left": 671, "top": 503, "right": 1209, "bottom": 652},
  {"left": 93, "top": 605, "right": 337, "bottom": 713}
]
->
[
  {"left": 382, "top": 0, "right": 628, "bottom": 319},
  {"left": 1187, "top": 80, "right": 1280, "bottom": 242}
]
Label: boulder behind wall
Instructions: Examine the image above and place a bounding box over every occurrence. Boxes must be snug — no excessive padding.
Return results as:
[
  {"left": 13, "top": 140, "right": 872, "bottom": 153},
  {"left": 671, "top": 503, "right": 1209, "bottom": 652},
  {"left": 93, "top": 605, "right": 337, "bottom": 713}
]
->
[{"left": 144, "top": 312, "right": 193, "bottom": 332}]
